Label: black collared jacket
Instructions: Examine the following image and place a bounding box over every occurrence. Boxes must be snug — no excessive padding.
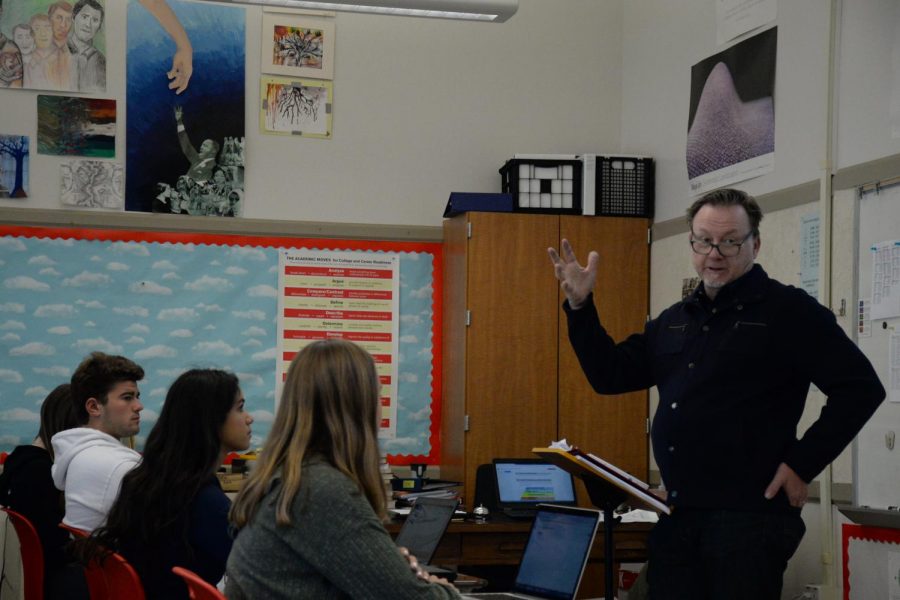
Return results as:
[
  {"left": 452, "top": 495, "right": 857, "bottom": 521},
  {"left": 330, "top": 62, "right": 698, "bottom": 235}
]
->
[{"left": 565, "top": 264, "right": 885, "bottom": 512}]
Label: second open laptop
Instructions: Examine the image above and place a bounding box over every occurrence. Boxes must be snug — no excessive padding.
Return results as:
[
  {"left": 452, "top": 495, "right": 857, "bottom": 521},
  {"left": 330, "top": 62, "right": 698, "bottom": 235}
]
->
[
  {"left": 393, "top": 496, "right": 458, "bottom": 582},
  {"left": 462, "top": 503, "right": 601, "bottom": 600},
  {"left": 493, "top": 458, "right": 577, "bottom": 519}
]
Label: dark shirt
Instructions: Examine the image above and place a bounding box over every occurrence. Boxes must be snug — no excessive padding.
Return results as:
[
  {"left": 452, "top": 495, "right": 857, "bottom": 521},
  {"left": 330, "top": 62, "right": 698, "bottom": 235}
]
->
[
  {"left": 120, "top": 477, "right": 232, "bottom": 600},
  {"left": 67, "top": 39, "right": 105, "bottom": 92},
  {"left": 565, "top": 264, "right": 885, "bottom": 512},
  {"left": 0, "top": 445, "right": 69, "bottom": 570}
]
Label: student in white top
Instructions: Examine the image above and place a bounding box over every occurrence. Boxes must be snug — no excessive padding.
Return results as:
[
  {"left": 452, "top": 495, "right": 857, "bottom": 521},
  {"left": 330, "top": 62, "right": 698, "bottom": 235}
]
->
[{"left": 51, "top": 352, "right": 145, "bottom": 532}]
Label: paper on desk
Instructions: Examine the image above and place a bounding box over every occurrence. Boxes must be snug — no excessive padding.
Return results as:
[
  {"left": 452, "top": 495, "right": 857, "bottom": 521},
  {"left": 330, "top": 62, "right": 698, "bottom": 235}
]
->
[
  {"left": 618, "top": 509, "right": 659, "bottom": 523},
  {"left": 597, "top": 509, "right": 659, "bottom": 523},
  {"left": 549, "top": 438, "right": 573, "bottom": 451}
]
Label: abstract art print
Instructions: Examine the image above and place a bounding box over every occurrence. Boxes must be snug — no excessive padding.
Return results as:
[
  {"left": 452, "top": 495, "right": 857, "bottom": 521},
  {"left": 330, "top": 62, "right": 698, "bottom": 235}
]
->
[
  {"left": 126, "top": 0, "right": 245, "bottom": 215},
  {"left": 260, "top": 13, "right": 334, "bottom": 80},
  {"left": 60, "top": 159, "right": 123, "bottom": 209},
  {"left": 0, "top": 0, "right": 108, "bottom": 92},
  {"left": 0, "top": 135, "right": 29, "bottom": 198},
  {"left": 686, "top": 27, "right": 777, "bottom": 195},
  {"left": 260, "top": 76, "right": 332, "bottom": 138},
  {"left": 37, "top": 95, "right": 115, "bottom": 157}
]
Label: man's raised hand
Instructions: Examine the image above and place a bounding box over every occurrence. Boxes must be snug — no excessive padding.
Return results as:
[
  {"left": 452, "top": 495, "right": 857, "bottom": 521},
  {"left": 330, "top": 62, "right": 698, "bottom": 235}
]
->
[{"left": 547, "top": 238, "right": 599, "bottom": 310}]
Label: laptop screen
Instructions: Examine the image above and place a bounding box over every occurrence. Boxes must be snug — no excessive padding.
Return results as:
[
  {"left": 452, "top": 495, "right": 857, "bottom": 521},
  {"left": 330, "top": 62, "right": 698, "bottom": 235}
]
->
[
  {"left": 393, "top": 497, "right": 457, "bottom": 565},
  {"left": 513, "top": 506, "right": 600, "bottom": 600},
  {"left": 494, "top": 460, "right": 577, "bottom": 507}
]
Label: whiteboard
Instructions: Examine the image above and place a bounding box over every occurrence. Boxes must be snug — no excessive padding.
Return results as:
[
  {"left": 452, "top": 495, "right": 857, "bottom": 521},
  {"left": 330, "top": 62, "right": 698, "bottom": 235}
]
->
[{"left": 854, "top": 184, "right": 900, "bottom": 509}]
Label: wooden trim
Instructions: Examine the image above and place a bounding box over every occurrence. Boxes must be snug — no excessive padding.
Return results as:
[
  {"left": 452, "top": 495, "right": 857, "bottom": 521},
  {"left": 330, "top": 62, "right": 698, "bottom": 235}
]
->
[{"left": 0, "top": 207, "right": 442, "bottom": 242}]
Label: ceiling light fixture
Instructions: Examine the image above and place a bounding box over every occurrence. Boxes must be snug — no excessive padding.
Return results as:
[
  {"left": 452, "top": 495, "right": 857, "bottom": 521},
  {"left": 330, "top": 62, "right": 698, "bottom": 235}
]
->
[{"left": 202, "top": 0, "right": 518, "bottom": 22}]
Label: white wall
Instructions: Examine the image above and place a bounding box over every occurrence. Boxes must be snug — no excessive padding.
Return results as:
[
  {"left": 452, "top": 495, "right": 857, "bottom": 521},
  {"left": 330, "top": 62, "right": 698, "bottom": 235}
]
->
[
  {"left": 620, "top": 0, "right": 830, "bottom": 224},
  {"left": 0, "top": 0, "right": 624, "bottom": 228},
  {"left": 836, "top": 0, "right": 900, "bottom": 169}
]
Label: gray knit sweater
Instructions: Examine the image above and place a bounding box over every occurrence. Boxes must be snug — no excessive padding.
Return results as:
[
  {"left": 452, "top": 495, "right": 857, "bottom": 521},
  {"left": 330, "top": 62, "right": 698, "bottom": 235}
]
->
[{"left": 225, "top": 457, "right": 461, "bottom": 599}]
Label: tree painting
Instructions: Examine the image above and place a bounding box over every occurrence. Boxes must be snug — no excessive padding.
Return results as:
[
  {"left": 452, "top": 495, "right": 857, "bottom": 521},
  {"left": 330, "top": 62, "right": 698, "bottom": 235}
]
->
[
  {"left": 0, "top": 135, "right": 29, "bottom": 198},
  {"left": 278, "top": 84, "right": 320, "bottom": 122},
  {"left": 273, "top": 26, "right": 323, "bottom": 69},
  {"left": 261, "top": 76, "right": 331, "bottom": 138}
]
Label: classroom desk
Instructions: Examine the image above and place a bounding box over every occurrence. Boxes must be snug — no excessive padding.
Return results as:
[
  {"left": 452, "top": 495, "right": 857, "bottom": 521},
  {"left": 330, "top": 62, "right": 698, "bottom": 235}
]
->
[{"left": 387, "top": 516, "right": 652, "bottom": 596}]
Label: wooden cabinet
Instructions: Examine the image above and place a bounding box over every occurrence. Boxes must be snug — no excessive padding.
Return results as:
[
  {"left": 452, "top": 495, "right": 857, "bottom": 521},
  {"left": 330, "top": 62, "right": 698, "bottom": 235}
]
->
[{"left": 441, "top": 212, "right": 650, "bottom": 510}]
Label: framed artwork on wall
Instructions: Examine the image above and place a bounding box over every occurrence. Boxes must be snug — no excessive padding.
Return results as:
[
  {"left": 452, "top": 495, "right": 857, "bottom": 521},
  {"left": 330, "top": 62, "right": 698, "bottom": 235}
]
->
[
  {"left": 260, "top": 13, "right": 335, "bottom": 80},
  {"left": 260, "top": 76, "right": 333, "bottom": 138}
]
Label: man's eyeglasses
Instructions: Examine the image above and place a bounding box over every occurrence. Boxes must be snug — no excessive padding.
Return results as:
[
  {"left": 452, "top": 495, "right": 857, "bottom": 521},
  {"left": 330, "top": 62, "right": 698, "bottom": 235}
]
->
[{"left": 689, "top": 232, "right": 753, "bottom": 257}]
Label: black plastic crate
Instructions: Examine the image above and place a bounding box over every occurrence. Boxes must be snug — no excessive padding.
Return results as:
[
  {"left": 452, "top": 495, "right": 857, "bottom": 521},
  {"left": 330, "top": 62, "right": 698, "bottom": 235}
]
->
[
  {"left": 499, "top": 159, "right": 582, "bottom": 215},
  {"left": 593, "top": 156, "right": 654, "bottom": 218}
]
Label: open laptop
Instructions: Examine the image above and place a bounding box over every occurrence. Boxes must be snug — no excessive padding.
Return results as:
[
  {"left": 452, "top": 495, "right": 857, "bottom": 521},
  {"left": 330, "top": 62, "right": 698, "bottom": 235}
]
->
[
  {"left": 462, "top": 504, "right": 601, "bottom": 599},
  {"left": 494, "top": 459, "right": 577, "bottom": 519},
  {"left": 393, "top": 496, "right": 458, "bottom": 582}
]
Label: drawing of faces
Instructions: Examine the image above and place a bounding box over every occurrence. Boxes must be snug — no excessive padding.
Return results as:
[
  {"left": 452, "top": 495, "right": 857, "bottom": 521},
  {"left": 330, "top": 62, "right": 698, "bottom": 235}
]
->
[
  {"left": 49, "top": 6, "right": 73, "bottom": 46},
  {"left": 31, "top": 17, "right": 53, "bottom": 50},
  {"left": 13, "top": 26, "right": 35, "bottom": 56},
  {"left": 213, "top": 169, "right": 227, "bottom": 184},
  {"left": 73, "top": 4, "right": 102, "bottom": 45}
]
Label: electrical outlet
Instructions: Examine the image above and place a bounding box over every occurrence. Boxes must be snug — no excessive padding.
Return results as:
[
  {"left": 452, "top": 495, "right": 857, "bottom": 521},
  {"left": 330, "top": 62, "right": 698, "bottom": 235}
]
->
[{"left": 804, "top": 584, "right": 824, "bottom": 600}]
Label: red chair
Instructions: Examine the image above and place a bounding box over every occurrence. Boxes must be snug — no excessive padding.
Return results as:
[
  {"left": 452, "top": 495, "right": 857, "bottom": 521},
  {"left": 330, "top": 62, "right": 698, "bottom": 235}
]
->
[
  {"left": 56, "top": 525, "right": 145, "bottom": 600},
  {"left": 172, "top": 566, "right": 226, "bottom": 600},
  {"left": 94, "top": 550, "right": 146, "bottom": 600},
  {"left": 59, "top": 522, "right": 88, "bottom": 538},
  {"left": 59, "top": 523, "right": 108, "bottom": 599},
  {"left": 1, "top": 507, "right": 44, "bottom": 600}
]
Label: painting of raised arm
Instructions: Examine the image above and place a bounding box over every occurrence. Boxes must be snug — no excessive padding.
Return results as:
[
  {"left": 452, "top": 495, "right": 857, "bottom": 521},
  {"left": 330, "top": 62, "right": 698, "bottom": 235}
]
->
[{"left": 138, "top": 0, "right": 192, "bottom": 93}]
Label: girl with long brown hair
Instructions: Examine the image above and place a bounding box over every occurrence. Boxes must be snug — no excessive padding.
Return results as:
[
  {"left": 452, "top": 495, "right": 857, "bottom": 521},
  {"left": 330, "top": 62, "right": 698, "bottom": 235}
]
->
[{"left": 227, "top": 339, "right": 458, "bottom": 599}]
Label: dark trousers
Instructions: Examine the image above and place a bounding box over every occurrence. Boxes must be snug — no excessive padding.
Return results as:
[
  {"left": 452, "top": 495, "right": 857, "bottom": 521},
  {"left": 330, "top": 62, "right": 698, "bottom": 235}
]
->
[{"left": 647, "top": 508, "right": 805, "bottom": 600}]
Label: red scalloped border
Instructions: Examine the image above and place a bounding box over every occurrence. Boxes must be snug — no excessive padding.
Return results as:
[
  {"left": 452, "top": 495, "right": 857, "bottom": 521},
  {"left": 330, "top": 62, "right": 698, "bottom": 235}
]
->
[
  {"left": 842, "top": 523, "right": 900, "bottom": 599},
  {"left": 0, "top": 224, "right": 443, "bottom": 466}
]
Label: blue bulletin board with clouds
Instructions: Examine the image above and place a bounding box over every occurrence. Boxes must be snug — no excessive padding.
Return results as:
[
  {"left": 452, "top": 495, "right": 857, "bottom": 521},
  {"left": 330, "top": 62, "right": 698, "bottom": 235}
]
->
[{"left": 0, "top": 226, "right": 442, "bottom": 464}]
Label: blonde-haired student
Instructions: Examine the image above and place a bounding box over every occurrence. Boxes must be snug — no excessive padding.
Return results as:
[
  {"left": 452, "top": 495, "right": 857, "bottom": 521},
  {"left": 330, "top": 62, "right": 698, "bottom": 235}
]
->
[{"left": 227, "top": 339, "right": 459, "bottom": 599}]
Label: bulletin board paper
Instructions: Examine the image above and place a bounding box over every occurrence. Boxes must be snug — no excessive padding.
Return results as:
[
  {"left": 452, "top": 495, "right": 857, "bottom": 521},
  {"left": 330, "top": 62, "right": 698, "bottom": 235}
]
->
[
  {"left": 843, "top": 523, "right": 900, "bottom": 600},
  {"left": 0, "top": 225, "right": 442, "bottom": 465}
]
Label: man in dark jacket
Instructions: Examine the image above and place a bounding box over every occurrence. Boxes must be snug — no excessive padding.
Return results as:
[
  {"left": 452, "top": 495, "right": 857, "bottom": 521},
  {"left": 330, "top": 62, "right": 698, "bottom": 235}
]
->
[{"left": 548, "top": 188, "right": 885, "bottom": 599}]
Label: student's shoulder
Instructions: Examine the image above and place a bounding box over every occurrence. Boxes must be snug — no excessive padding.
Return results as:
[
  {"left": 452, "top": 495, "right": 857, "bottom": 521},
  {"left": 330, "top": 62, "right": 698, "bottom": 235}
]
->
[
  {"left": 303, "top": 458, "right": 358, "bottom": 494},
  {"left": 194, "top": 477, "right": 229, "bottom": 507},
  {"left": 298, "top": 459, "right": 372, "bottom": 516},
  {"left": 72, "top": 441, "right": 140, "bottom": 472}
]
